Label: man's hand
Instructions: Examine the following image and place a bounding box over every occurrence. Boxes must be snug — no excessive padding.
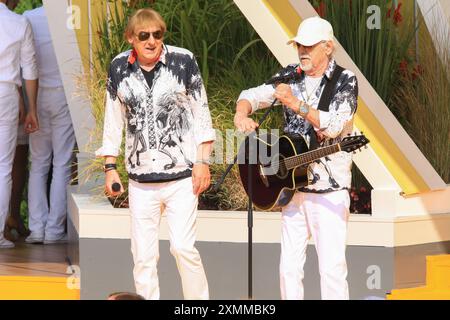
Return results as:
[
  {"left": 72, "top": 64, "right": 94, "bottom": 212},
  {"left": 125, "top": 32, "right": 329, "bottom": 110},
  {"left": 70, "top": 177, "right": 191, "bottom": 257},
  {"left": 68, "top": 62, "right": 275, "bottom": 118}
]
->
[
  {"left": 273, "top": 83, "right": 300, "bottom": 112},
  {"left": 105, "top": 170, "right": 124, "bottom": 197},
  {"left": 234, "top": 113, "right": 259, "bottom": 133},
  {"left": 192, "top": 163, "right": 211, "bottom": 196},
  {"left": 24, "top": 112, "right": 39, "bottom": 133}
]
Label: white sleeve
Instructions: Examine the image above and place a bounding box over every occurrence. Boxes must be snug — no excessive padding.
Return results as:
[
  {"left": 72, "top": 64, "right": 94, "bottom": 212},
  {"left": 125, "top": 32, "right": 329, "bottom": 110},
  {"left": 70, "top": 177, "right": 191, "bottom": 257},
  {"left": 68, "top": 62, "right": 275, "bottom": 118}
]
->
[
  {"left": 95, "top": 85, "right": 125, "bottom": 157},
  {"left": 188, "top": 58, "right": 216, "bottom": 146},
  {"left": 20, "top": 20, "right": 38, "bottom": 80},
  {"left": 237, "top": 84, "right": 278, "bottom": 114}
]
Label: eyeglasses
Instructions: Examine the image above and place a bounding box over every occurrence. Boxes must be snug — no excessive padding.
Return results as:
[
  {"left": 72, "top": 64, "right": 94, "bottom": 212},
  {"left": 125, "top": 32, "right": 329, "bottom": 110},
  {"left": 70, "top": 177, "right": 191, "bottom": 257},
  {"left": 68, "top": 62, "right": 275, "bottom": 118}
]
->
[
  {"left": 295, "top": 40, "right": 327, "bottom": 50},
  {"left": 136, "top": 30, "right": 164, "bottom": 42}
]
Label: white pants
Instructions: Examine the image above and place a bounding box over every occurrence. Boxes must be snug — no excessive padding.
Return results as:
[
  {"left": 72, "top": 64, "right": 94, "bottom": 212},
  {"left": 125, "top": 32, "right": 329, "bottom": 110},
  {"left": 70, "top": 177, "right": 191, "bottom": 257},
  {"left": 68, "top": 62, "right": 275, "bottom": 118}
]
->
[
  {"left": 128, "top": 177, "right": 209, "bottom": 300},
  {"left": 28, "top": 87, "right": 75, "bottom": 239},
  {"left": 0, "top": 84, "right": 19, "bottom": 235},
  {"left": 280, "top": 190, "right": 350, "bottom": 300}
]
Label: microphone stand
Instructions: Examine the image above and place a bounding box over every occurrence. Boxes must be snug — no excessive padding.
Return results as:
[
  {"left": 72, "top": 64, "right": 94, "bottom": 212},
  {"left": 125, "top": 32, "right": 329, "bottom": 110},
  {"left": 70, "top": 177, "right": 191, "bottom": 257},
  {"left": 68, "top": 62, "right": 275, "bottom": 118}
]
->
[{"left": 213, "top": 97, "right": 278, "bottom": 300}]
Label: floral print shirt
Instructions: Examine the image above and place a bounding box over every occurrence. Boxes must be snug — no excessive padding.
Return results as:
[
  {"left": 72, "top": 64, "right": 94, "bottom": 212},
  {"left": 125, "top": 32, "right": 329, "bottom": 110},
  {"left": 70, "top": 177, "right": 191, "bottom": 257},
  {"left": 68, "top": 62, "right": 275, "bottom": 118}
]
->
[{"left": 96, "top": 44, "right": 216, "bottom": 183}]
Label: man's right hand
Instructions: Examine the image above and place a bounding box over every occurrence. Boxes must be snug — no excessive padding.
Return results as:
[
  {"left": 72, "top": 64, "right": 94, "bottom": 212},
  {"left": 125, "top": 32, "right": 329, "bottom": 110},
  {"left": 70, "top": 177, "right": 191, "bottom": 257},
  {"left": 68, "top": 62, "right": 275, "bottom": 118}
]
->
[
  {"left": 234, "top": 114, "right": 259, "bottom": 133},
  {"left": 105, "top": 170, "right": 124, "bottom": 197}
]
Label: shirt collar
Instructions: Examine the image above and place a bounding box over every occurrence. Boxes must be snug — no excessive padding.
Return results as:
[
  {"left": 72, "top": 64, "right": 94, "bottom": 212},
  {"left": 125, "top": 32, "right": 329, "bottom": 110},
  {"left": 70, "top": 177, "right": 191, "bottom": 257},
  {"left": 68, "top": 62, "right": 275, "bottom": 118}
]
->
[
  {"left": 323, "top": 58, "right": 337, "bottom": 80},
  {"left": 127, "top": 44, "right": 168, "bottom": 67}
]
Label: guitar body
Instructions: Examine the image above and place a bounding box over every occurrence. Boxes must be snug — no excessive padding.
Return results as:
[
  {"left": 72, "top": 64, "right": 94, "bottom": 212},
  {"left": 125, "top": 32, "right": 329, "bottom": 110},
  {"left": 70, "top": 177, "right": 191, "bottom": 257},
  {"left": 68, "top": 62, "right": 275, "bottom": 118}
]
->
[
  {"left": 238, "top": 132, "right": 369, "bottom": 211},
  {"left": 238, "top": 133, "right": 310, "bottom": 211}
]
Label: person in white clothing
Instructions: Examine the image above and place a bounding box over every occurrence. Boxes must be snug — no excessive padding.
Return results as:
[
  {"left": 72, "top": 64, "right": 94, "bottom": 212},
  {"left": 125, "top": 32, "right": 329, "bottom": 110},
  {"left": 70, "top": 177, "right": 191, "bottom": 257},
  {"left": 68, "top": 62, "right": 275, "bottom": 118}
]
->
[
  {"left": 96, "top": 9, "right": 215, "bottom": 300},
  {"left": 2, "top": 0, "right": 31, "bottom": 241},
  {"left": 0, "top": 0, "right": 39, "bottom": 249},
  {"left": 5, "top": 83, "right": 31, "bottom": 240},
  {"left": 23, "top": 5, "right": 76, "bottom": 245},
  {"left": 234, "top": 17, "right": 358, "bottom": 300}
]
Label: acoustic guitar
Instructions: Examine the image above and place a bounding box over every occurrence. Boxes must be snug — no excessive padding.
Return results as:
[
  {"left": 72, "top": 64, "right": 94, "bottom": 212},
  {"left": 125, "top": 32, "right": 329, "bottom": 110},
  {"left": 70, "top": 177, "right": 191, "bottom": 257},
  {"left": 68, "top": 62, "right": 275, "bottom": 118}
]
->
[{"left": 238, "top": 133, "right": 370, "bottom": 210}]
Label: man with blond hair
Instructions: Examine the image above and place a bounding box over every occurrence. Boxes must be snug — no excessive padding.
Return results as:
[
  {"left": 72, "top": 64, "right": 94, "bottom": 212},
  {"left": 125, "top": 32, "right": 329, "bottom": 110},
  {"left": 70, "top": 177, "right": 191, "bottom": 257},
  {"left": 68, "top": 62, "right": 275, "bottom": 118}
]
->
[
  {"left": 234, "top": 17, "right": 359, "bottom": 300},
  {"left": 96, "top": 8, "right": 215, "bottom": 300}
]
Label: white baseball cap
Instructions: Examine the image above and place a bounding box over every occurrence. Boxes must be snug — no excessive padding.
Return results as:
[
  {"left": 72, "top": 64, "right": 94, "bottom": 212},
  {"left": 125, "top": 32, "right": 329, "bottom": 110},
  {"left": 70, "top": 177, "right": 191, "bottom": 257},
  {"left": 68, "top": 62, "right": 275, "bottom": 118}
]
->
[{"left": 287, "top": 16, "right": 334, "bottom": 46}]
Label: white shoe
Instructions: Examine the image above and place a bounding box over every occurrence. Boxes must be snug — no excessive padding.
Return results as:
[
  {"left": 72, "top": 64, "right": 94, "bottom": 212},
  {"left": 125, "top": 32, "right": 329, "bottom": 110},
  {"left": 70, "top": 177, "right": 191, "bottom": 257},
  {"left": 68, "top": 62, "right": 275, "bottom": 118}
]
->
[
  {"left": 44, "top": 233, "right": 68, "bottom": 245},
  {"left": 25, "top": 232, "right": 44, "bottom": 244},
  {"left": 0, "top": 237, "right": 15, "bottom": 249}
]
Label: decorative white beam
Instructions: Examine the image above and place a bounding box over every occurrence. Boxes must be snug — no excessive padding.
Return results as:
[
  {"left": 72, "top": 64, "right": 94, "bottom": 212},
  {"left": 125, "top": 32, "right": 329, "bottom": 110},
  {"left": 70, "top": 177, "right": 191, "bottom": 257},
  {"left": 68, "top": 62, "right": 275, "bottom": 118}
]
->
[
  {"left": 417, "top": 0, "right": 450, "bottom": 67},
  {"left": 43, "top": 0, "right": 95, "bottom": 151},
  {"left": 43, "top": 0, "right": 96, "bottom": 188}
]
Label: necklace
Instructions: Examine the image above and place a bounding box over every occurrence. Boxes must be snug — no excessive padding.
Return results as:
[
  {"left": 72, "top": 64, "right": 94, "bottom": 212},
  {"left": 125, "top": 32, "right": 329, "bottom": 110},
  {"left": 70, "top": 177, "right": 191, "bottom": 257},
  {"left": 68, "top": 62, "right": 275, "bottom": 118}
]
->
[{"left": 302, "top": 76, "right": 322, "bottom": 104}]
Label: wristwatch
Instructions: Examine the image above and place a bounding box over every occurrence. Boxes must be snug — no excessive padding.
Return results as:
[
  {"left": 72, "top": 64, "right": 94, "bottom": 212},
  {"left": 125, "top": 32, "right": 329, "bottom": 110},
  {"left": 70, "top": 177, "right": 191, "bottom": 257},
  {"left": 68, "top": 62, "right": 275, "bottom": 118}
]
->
[{"left": 297, "top": 100, "right": 309, "bottom": 118}]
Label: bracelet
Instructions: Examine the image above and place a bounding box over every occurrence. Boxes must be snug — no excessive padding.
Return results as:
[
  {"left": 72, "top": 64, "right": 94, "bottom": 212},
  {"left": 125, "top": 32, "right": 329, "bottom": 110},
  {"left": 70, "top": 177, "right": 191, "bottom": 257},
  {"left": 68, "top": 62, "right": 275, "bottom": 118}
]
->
[
  {"left": 195, "top": 159, "right": 211, "bottom": 165},
  {"left": 103, "top": 163, "right": 117, "bottom": 172},
  {"left": 104, "top": 168, "right": 117, "bottom": 173}
]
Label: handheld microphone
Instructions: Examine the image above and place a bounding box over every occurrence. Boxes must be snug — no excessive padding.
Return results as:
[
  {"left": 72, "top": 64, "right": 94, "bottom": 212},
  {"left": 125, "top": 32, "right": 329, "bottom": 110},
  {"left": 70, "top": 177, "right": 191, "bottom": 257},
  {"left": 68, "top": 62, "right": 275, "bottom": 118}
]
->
[
  {"left": 265, "top": 65, "right": 302, "bottom": 85},
  {"left": 112, "top": 182, "right": 121, "bottom": 192}
]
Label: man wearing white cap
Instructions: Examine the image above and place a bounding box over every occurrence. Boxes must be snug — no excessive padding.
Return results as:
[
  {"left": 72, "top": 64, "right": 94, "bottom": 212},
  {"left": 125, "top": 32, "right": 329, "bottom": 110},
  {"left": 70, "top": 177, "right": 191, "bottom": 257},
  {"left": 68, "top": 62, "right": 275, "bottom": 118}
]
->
[
  {"left": 0, "top": 0, "right": 39, "bottom": 248},
  {"left": 234, "top": 17, "right": 358, "bottom": 300}
]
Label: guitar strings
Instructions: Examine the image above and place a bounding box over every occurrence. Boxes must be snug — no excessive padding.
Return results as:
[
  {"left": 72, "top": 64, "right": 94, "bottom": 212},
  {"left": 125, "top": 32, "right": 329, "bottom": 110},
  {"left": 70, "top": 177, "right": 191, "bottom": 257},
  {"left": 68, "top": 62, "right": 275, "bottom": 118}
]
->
[
  {"left": 252, "top": 136, "right": 363, "bottom": 171},
  {"left": 265, "top": 144, "right": 339, "bottom": 169}
]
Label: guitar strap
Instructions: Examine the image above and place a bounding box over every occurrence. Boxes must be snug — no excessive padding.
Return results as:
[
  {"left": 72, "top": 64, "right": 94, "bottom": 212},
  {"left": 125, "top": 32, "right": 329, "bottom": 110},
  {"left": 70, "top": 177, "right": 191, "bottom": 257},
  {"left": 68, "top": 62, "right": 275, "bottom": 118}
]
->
[{"left": 308, "top": 64, "right": 344, "bottom": 150}]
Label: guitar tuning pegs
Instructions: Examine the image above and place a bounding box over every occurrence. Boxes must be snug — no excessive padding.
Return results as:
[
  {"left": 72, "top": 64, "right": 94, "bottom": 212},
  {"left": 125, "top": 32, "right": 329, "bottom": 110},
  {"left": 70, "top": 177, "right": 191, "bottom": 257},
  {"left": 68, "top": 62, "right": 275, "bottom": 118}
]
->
[{"left": 360, "top": 131, "right": 364, "bottom": 135}]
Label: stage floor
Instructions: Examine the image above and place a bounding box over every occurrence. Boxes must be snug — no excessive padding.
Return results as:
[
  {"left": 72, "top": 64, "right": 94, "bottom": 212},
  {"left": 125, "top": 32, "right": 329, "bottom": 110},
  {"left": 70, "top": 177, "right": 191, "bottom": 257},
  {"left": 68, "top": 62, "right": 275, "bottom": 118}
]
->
[
  {"left": 1, "top": 237, "right": 449, "bottom": 299},
  {"left": 0, "top": 241, "right": 70, "bottom": 277}
]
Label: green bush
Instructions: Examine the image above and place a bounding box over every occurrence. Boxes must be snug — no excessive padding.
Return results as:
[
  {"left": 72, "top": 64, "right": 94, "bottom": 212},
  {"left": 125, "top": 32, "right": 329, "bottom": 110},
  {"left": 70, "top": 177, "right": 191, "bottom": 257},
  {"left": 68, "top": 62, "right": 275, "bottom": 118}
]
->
[
  {"left": 390, "top": 28, "right": 450, "bottom": 183},
  {"left": 14, "top": 0, "right": 42, "bottom": 14}
]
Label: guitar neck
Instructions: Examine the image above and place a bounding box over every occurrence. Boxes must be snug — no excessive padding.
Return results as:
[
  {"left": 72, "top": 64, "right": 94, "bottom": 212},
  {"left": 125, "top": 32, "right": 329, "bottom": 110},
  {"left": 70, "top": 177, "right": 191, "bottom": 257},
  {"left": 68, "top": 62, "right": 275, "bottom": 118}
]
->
[{"left": 284, "top": 144, "right": 341, "bottom": 169}]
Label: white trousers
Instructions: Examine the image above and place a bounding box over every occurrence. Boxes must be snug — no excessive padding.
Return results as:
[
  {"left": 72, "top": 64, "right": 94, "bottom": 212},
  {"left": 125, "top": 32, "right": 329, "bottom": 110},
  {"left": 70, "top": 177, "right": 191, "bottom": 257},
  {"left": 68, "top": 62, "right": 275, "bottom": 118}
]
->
[
  {"left": 280, "top": 190, "right": 350, "bottom": 300},
  {"left": 128, "top": 177, "right": 209, "bottom": 300},
  {"left": 28, "top": 87, "right": 75, "bottom": 239},
  {"left": 0, "top": 84, "right": 19, "bottom": 235}
]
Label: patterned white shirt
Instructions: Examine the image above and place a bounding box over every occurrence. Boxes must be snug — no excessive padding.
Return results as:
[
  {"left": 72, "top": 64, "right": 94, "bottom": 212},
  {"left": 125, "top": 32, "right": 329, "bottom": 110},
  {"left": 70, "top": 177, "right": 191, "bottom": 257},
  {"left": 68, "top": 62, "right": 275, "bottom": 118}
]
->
[
  {"left": 238, "top": 59, "right": 358, "bottom": 192},
  {"left": 96, "top": 45, "right": 216, "bottom": 182}
]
